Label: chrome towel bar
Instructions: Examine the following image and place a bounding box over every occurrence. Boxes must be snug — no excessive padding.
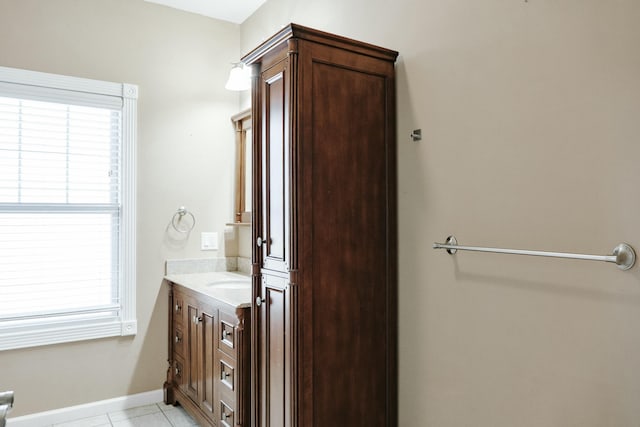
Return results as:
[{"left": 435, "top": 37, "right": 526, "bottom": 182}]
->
[{"left": 433, "top": 236, "right": 636, "bottom": 271}]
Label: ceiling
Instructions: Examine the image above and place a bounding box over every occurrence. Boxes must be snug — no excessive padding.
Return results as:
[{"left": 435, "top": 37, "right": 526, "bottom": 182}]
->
[{"left": 144, "top": 0, "right": 267, "bottom": 24}]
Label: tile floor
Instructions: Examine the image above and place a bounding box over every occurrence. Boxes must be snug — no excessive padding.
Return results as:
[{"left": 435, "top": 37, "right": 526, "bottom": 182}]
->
[{"left": 49, "top": 403, "right": 197, "bottom": 427}]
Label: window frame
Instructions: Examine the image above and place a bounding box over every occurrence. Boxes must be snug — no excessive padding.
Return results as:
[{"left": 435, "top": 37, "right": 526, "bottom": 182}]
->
[{"left": 0, "top": 66, "right": 137, "bottom": 350}]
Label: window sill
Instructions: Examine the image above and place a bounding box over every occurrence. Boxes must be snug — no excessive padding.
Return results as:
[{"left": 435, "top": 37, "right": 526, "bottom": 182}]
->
[{"left": 0, "top": 318, "right": 137, "bottom": 351}]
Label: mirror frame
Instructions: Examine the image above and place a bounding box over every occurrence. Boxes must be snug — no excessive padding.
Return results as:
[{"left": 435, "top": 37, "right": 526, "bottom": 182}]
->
[{"left": 231, "top": 108, "right": 252, "bottom": 223}]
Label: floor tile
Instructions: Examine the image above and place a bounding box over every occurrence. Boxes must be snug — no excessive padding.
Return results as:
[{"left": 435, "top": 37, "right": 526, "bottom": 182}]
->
[
  {"left": 53, "top": 414, "right": 111, "bottom": 427},
  {"left": 108, "top": 404, "right": 161, "bottom": 422},
  {"left": 159, "top": 404, "right": 198, "bottom": 426},
  {"left": 111, "top": 412, "right": 171, "bottom": 427}
]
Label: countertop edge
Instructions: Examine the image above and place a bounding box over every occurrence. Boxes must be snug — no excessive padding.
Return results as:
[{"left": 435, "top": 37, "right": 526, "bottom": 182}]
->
[{"left": 164, "top": 271, "right": 251, "bottom": 309}]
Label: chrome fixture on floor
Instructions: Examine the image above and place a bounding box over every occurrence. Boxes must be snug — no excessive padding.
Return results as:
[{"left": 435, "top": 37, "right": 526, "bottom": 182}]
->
[{"left": 0, "top": 390, "right": 14, "bottom": 427}]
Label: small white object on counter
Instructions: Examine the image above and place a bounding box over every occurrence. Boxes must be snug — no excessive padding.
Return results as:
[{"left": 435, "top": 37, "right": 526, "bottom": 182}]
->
[{"left": 164, "top": 271, "right": 251, "bottom": 308}]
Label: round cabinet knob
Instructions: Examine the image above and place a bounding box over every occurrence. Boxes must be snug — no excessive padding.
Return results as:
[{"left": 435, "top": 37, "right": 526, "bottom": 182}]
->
[{"left": 255, "top": 296, "right": 265, "bottom": 307}]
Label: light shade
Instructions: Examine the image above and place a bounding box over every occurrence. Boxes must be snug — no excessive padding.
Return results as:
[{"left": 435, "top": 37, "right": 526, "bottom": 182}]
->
[{"left": 225, "top": 63, "right": 251, "bottom": 91}]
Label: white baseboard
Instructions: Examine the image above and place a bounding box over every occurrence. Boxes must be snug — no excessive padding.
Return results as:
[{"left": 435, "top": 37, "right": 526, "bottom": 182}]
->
[{"left": 7, "top": 389, "right": 164, "bottom": 427}]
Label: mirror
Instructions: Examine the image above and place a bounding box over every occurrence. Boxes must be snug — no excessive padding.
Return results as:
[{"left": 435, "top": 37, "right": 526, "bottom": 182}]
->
[{"left": 231, "top": 109, "right": 251, "bottom": 224}]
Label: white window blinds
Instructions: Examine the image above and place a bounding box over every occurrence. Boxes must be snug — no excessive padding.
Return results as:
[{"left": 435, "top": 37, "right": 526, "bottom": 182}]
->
[{"left": 0, "top": 66, "right": 137, "bottom": 350}]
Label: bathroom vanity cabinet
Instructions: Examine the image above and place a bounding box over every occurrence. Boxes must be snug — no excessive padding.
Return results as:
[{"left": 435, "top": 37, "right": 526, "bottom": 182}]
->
[
  {"left": 164, "top": 282, "right": 250, "bottom": 427},
  {"left": 243, "top": 24, "right": 398, "bottom": 427}
]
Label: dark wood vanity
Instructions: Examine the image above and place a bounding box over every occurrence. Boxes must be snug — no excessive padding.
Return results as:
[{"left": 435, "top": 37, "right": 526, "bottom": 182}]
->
[{"left": 164, "top": 281, "right": 251, "bottom": 427}]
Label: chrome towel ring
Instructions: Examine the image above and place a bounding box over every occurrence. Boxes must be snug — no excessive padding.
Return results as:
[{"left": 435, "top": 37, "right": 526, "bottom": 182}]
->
[{"left": 172, "top": 207, "right": 196, "bottom": 233}]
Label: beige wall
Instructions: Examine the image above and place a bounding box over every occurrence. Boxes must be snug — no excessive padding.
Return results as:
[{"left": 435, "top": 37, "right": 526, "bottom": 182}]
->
[
  {"left": 3, "top": 0, "right": 640, "bottom": 424},
  {"left": 242, "top": 1, "right": 640, "bottom": 426},
  {"left": 0, "top": 0, "right": 242, "bottom": 416}
]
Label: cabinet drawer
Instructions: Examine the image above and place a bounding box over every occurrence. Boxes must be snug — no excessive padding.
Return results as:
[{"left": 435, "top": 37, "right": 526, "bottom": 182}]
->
[
  {"left": 173, "top": 357, "right": 184, "bottom": 387},
  {"left": 219, "top": 356, "right": 235, "bottom": 392},
  {"left": 218, "top": 311, "right": 236, "bottom": 357},
  {"left": 173, "top": 327, "right": 184, "bottom": 357},
  {"left": 173, "top": 293, "right": 184, "bottom": 326},
  {"left": 220, "top": 399, "right": 235, "bottom": 427}
]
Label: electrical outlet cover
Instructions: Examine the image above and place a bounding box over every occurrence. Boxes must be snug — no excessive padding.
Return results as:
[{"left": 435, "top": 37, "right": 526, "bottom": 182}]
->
[{"left": 201, "top": 232, "right": 218, "bottom": 250}]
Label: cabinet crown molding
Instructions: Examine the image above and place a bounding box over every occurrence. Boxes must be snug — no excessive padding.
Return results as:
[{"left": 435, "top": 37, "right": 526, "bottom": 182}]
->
[{"left": 242, "top": 23, "right": 399, "bottom": 65}]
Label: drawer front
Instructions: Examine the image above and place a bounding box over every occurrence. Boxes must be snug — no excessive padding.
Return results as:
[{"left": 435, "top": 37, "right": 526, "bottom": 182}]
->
[
  {"left": 219, "top": 356, "right": 235, "bottom": 392},
  {"left": 174, "top": 327, "right": 184, "bottom": 357},
  {"left": 173, "top": 292, "right": 184, "bottom": 326},
  {"left": 218, "top": 311, "right": 237, "bottom": 357},
  {"left": 173, "top": 357, "right": 184, "bottom": 388},
  {"left": 220, "top": 400, "right": 235, "bottom": 427}
]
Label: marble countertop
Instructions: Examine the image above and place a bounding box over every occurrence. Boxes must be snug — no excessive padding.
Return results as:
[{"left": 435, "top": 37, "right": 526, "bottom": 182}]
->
[{"left": 164, "top": 271, "right": 251, "bottom": 309}]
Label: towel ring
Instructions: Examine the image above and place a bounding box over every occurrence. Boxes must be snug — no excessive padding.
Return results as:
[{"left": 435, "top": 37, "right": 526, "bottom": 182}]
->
[{"left": 171, "top": 207, "right": 196, "bottom": 233}]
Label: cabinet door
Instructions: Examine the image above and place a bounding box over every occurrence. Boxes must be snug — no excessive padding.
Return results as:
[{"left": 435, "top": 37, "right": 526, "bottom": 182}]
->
[
  {"left": 198, "top": 309, "right": 216, "bottom": 422},
  {"left": 185, "top": 300, "right": 217, "bottom": 423},
  {"left": 185, "top": 301, "right": 199, "bottom": 401},
  {"left": 299, "top": 43, "right": 397, "bottom": 427},
  {"left": 258, "top": 58, "right": 291, "bottom": 274},
  {"left": 258, "top": 274, "right": 292, "bottom": 427}
]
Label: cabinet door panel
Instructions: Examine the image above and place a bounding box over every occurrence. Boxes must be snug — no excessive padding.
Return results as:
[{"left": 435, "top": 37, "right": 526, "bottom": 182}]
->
[
  {"left": 304, "top": 47, "right": 395, "bottom": 427},
  {"left": 258, "top": 274, "right": 291, "bottom": 427},
  {"left": 185, "top": 303, "right": 199, "bottom": 401},
  {"left": 260, "top": 60, "right": 290, "bottom": 273},
  {"left": 199, "top": 311, "right": 216, "bottom": 421}
]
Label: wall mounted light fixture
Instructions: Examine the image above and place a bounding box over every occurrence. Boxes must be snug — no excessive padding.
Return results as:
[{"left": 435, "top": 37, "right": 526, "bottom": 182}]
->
[{"left": 225, "top": 63, "right": 251, "bottom": 91}]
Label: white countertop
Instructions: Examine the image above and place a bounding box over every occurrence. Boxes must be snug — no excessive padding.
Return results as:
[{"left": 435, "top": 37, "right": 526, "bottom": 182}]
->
[{"left": 164, "top": 271, "right": 251, "bottom": 309}]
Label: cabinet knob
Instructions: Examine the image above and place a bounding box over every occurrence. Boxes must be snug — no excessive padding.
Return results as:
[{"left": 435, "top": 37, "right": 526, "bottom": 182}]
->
[
  {"left": 256, "top": 236, "right": 268, "bottom": 247},
  {"left": 175, "top": 304, "right": 181, "bottom": 312},
  {"left": 175, "top": 335, "right": 181, "bottom": 343},
  {"left": 193, "top": 315, "right": 202, "bottom": 324},
  {"left": 175, "top": 367, "right": 181, "bottom": 376},
  {"left": 255, "top": 296, "right": 265, "bottom": 307}
]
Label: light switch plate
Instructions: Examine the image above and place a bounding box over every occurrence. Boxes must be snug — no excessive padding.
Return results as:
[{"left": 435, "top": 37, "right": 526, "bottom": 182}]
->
[{"left": 201, "top": 232, "right": 218, "bottom": 251}]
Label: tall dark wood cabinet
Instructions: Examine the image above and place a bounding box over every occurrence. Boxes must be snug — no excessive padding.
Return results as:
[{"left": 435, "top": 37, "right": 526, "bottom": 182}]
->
[{"left": 243, "top": 24, "right": 398, "bottom": 427}]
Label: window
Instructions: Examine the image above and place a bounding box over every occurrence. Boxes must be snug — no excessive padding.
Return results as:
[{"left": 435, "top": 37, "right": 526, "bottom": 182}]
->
[{"left": 0, "top": 66, "right": 137, "bottom": 350}]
